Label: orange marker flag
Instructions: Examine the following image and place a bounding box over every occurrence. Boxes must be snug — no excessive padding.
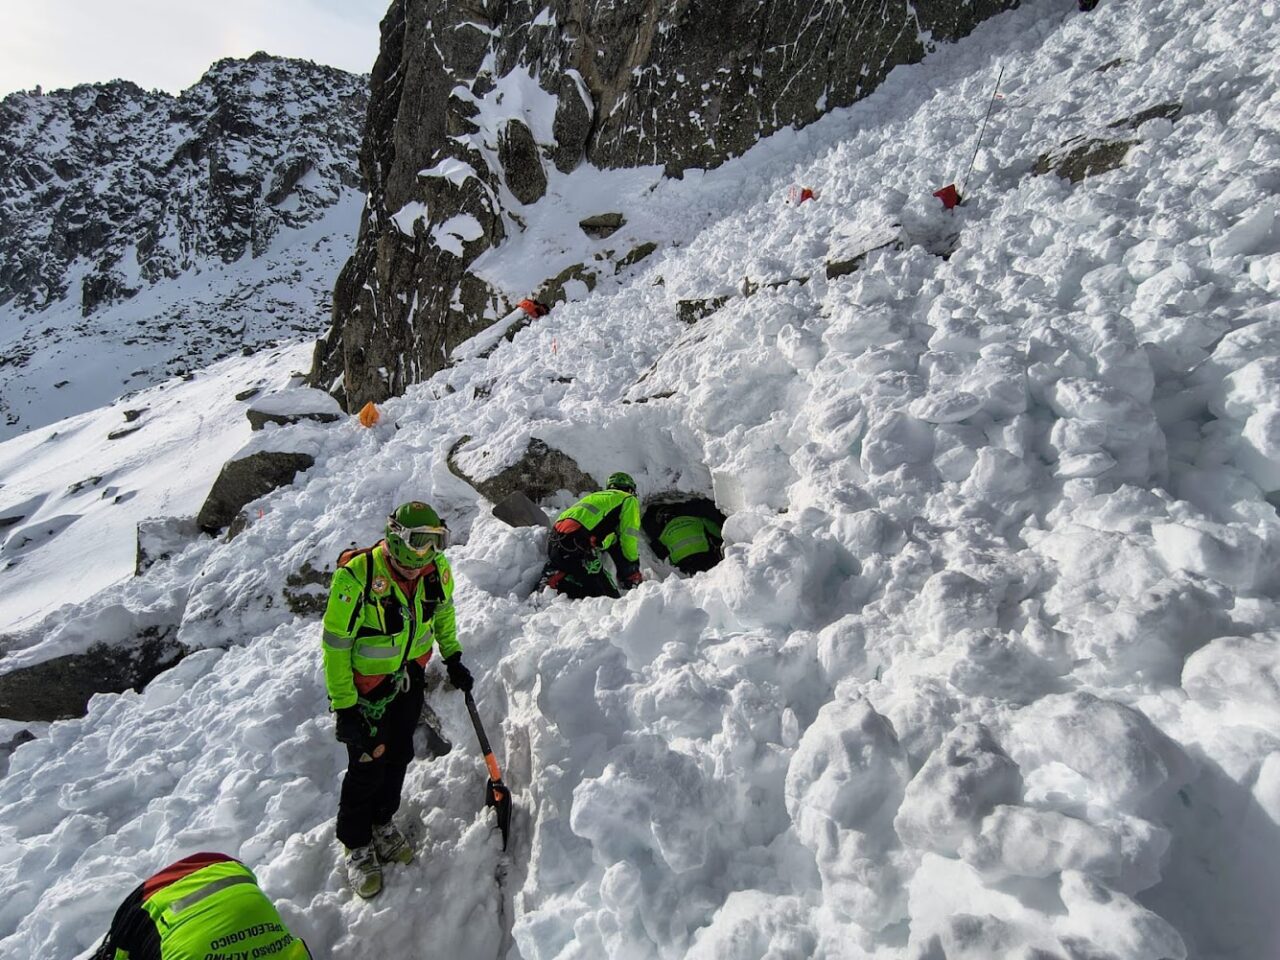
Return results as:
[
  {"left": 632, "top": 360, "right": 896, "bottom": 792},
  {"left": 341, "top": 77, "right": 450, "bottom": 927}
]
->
[{"left": 358, "top": 401, "right": 381, "bottom": 428}]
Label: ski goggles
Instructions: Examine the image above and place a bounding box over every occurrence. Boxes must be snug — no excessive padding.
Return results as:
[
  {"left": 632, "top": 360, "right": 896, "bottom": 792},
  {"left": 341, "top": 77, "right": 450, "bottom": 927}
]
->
[{"left": 387, "top": 518, "right": 450, "bottom": 555}]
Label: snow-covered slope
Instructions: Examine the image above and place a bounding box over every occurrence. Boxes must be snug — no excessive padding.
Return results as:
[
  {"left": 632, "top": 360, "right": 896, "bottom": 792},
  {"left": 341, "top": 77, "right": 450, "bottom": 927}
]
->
[
  {"left": 0, "top": 343, "right": 314, "bottom": 633},
  {"left": 3, "top": 0, "right": 1280, "bottom": 958},
  {"left": 0, "top": 55, "right": 366, "bottom": 440}
]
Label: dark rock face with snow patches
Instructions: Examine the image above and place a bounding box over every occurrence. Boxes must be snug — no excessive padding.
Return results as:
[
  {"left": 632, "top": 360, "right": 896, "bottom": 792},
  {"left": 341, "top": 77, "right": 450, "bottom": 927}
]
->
[
  {"left": 0, "top": 54, "right": 367, "bottom": 317},
  {"left": 311, "top": 0, "right": 1020, "bottom": 410}
]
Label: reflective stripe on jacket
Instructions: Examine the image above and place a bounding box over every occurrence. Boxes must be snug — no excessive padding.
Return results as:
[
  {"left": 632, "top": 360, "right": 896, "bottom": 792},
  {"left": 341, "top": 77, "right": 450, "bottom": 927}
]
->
[
  {"left": 321, "top": 542, "right": 459, "bottom": 710},
  {"left": 659, "top": 515, "right": 722, "bottom": 564},
  {"left": 98, "top": 853, "right": 308, "bottom": 960},
  {"left": 557, "top": 490, "right": 642, "bottom": 562}
]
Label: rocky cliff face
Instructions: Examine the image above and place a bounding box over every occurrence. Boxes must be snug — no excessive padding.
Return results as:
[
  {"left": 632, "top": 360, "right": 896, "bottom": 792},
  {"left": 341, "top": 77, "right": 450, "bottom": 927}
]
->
[
  {"left": 0, "top": 54, "right": 366, "bottom": 316},
  {"left": 312, "top": 0, "right": 1019, "bottom": 409}
]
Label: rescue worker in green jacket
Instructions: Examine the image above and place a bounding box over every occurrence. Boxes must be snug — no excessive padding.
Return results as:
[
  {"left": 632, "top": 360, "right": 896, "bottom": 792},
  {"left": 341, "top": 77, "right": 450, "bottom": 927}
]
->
[
  {"left": 641, "top": 497, "right": 725, "bottom": 575},
  {"left": 540, "top": 472, "right": 644, "bottom": 598},
  {"left": 91, "top": 852, "right": 310, "bottom": 959},
  {"left": 321, "top": 501, "right": 474, "bottom": 899}
]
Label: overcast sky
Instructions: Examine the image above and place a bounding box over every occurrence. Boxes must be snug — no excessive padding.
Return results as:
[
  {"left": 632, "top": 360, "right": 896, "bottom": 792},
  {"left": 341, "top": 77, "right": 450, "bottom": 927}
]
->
[{"left": 0, "top": 0, "right": 389, "bottom": 97}]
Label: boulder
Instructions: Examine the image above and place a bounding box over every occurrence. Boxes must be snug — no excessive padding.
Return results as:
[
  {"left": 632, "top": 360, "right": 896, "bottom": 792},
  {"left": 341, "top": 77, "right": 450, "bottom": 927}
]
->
[
  {"left": 0, "top": 629, "right": 185, "bottom": 722},
  {"left": 580, "top": 212, "right": 626, "bottom": 238},
  {"left": 677, "top": 296, "right": 730, "bottom": 324},
  {"left": 448, "top": 436, "right": 597, "bottom": 504},
  {"left": 498, "top": 118, "right": 547, "bottom": 205},
  {"left": 197, "top": 449, "right": 316, "bottom": 533},
  {"left": 826, "top": 223, "right": 905, "bottom": 279},
  {"left": 538, "top": 262, "right": 598, "bottom": 306},
  {"left": 136, "top": 516, "right": 201, "bottom": 575},
  {"left": 1034, "top": 137, "right": 1137, "bottom": 183},
  {"left": 1109, "top": 101, "right": 1181, "bottom": 130},
  {"left": 616, "top": 242, "right": 657, "bottom": 271},
  {"left": 284, "top": 560, "right": 331, "bottom": 616},
  {"left": 246, "top": 387, "right": 343, "bottom": 430}
]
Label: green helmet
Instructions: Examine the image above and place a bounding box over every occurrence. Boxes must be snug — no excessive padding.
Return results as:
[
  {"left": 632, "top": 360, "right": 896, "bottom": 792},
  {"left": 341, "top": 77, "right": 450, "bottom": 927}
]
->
[
  {"left": 607, "top": 471, "right": 637, "bottom": 493},
  {"left": 385, "top": 501, "right": 448, "bottom": 569}
]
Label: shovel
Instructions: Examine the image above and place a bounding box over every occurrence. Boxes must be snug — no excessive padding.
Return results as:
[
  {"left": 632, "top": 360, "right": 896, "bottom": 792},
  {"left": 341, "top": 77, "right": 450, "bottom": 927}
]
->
[{"left": 464, "top": 691, "right": 512, "bottom": 850}]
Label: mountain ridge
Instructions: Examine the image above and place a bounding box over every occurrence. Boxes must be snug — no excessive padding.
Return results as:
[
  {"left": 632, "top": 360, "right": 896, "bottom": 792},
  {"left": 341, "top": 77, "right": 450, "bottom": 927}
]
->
[{"left": 0, "top": 53, "right": 369, "bottom": 438}]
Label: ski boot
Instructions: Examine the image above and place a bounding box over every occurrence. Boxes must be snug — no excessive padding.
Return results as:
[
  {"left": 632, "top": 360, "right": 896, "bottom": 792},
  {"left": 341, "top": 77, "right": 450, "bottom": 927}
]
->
[
  {"left": 372, "top": 821, "right": 414, "bottom": 865},
  {"left": 346, "top": 844, "right": 383, "bottom": 899}
]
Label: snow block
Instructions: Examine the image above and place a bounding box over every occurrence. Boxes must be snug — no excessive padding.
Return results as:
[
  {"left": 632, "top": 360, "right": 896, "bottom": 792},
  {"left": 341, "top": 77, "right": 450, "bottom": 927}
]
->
[
  {"left": 785, "top": 696, "right": 911, "bottom": 929},
  {"left": 910, "top": 570, "right": 998, "bottom": 643},
  {"left": 571, "top": 737, "right": 713, "bottom": 874},
  {"left": 1151, "top": 519, "right": 1264, "bottom": 590},
  {"left": 961, "top": 806, "right": 1171, "bottom": 893},
  {"left": 1006, "top": 693, "right": 1193, "bottom": 815},
  {"left": 686, "top": 891, "right": 816, "bottom": 960},
  {"left": 1209, "top": 200, "right": 1277, "bottom": 260},
  {"left": 1182, "top": 633, "right": 1280, "bottom": 728},
  {"left": 894, "top": 723, "right": 1023, "bottom": 857}
]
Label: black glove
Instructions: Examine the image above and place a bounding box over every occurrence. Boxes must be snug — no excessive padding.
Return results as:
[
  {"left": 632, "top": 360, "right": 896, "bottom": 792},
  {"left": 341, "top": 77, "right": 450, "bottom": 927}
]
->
[
  {"left": 444, "top": 652, "right": 473, "bottom": 692},
  {"left": 335, "top": 706, "right": 367, "bottom": 747},
  {"left": 621, "top": 570, "right": 643, "bottom": 591}
]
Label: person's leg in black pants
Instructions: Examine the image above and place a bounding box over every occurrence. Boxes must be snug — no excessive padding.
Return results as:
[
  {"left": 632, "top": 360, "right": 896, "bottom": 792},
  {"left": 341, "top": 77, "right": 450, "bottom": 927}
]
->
[
  {"left": 542, "top": 532, "right": 619, "bottom": 598},
  {"left": 335, "top": 674, "right": 424, "bottom": 848},
  {"left": 372, "top": 673, "right": 424, "bottom": 828}
]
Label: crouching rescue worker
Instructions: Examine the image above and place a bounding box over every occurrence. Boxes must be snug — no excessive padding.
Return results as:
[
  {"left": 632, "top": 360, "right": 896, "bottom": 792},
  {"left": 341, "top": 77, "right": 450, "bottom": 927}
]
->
[
  {"left": 321, "top": 501, "right": 474, "bottom": 899},
  {"left": 539, "top": 472, "right": 643, "bottom": 599},
  {"left": 641, "top": 499, "right": 725, "bottom": 575},
  {"left": 91, "top": 852, "right": 310, "bottom": 959}
]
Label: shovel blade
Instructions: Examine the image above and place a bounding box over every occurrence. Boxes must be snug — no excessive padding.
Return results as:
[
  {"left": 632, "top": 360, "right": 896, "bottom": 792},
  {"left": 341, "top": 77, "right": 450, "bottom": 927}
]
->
[{"left": 486, "top": 777, "right": 513, "bottom": 851}]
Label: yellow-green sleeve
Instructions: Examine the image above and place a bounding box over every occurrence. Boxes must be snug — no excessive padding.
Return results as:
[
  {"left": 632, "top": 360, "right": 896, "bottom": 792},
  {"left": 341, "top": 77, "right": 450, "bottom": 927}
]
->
[
  {"left": 619, "top": 495, "right": 642, "bottom": 562},
  {"left": 321, "top": 567, "right": 362, "bottom": 709},
  {"left": 433, "top": 555, "right": 461, "bottom": 659}
]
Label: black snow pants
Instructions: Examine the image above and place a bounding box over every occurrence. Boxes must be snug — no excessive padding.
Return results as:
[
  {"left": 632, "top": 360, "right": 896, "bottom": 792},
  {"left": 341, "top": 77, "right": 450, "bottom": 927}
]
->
[
  {"left": 335, "top": 665, "right": 425, "bottom": 849},
  {"left": 540, "top": 527, "right": 620, "bottom": 599}
]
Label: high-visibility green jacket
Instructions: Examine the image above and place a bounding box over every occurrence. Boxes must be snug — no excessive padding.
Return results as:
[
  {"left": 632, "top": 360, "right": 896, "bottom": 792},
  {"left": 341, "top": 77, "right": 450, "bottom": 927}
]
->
[
  {"left": 659, "top": 515, "right": 722, "bottom": 564},
  {"left": 93, "top": 852, "right": 308, "bottom": 960},
  {"left": 556, "top": 490, "right": 642, "bottom": 562},
  {"left": 321, "top": 542, "right": 459, "bottom": 711}
]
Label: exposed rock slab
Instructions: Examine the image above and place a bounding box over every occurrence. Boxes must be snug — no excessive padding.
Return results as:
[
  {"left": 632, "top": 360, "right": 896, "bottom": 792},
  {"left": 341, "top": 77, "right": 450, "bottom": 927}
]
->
[
  {"left": 246, "top": 387, "right": 343, "bottom": 430},
  {"left": 197, "top": 449, "right": 316, "bottom": 533},
  {"left": 0, "top": 629, "right": 185, "bottom": 722},
  {"left": 580, "top": 213, "right": 626, "bottom": 238},
  {"left": 448, "top": 436, "right": 597, "bottom": 504}
]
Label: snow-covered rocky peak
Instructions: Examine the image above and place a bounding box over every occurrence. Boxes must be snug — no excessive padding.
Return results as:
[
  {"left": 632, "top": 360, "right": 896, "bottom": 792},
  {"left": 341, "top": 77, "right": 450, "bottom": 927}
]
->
[
  {"left": 0, "top": 53, "right": 364, "bottom": 313},
  {"left": 0, "top": 54, "right": 367, "bottom": 438}
]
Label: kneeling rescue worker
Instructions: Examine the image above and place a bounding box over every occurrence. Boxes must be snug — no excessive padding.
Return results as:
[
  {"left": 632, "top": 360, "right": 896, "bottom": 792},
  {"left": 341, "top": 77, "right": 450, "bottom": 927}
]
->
[
  {"left": 641, "top": 499, "right": 724, "bottom": 575},
  {"left": 321, "top": 501, "right": 474, "bottom": 899},
  {"left": 540, "top": 472, "right": 644, "bottom": 598},
  {"left": 91, "top": 852, "right": 310, "bottom": 959}
]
